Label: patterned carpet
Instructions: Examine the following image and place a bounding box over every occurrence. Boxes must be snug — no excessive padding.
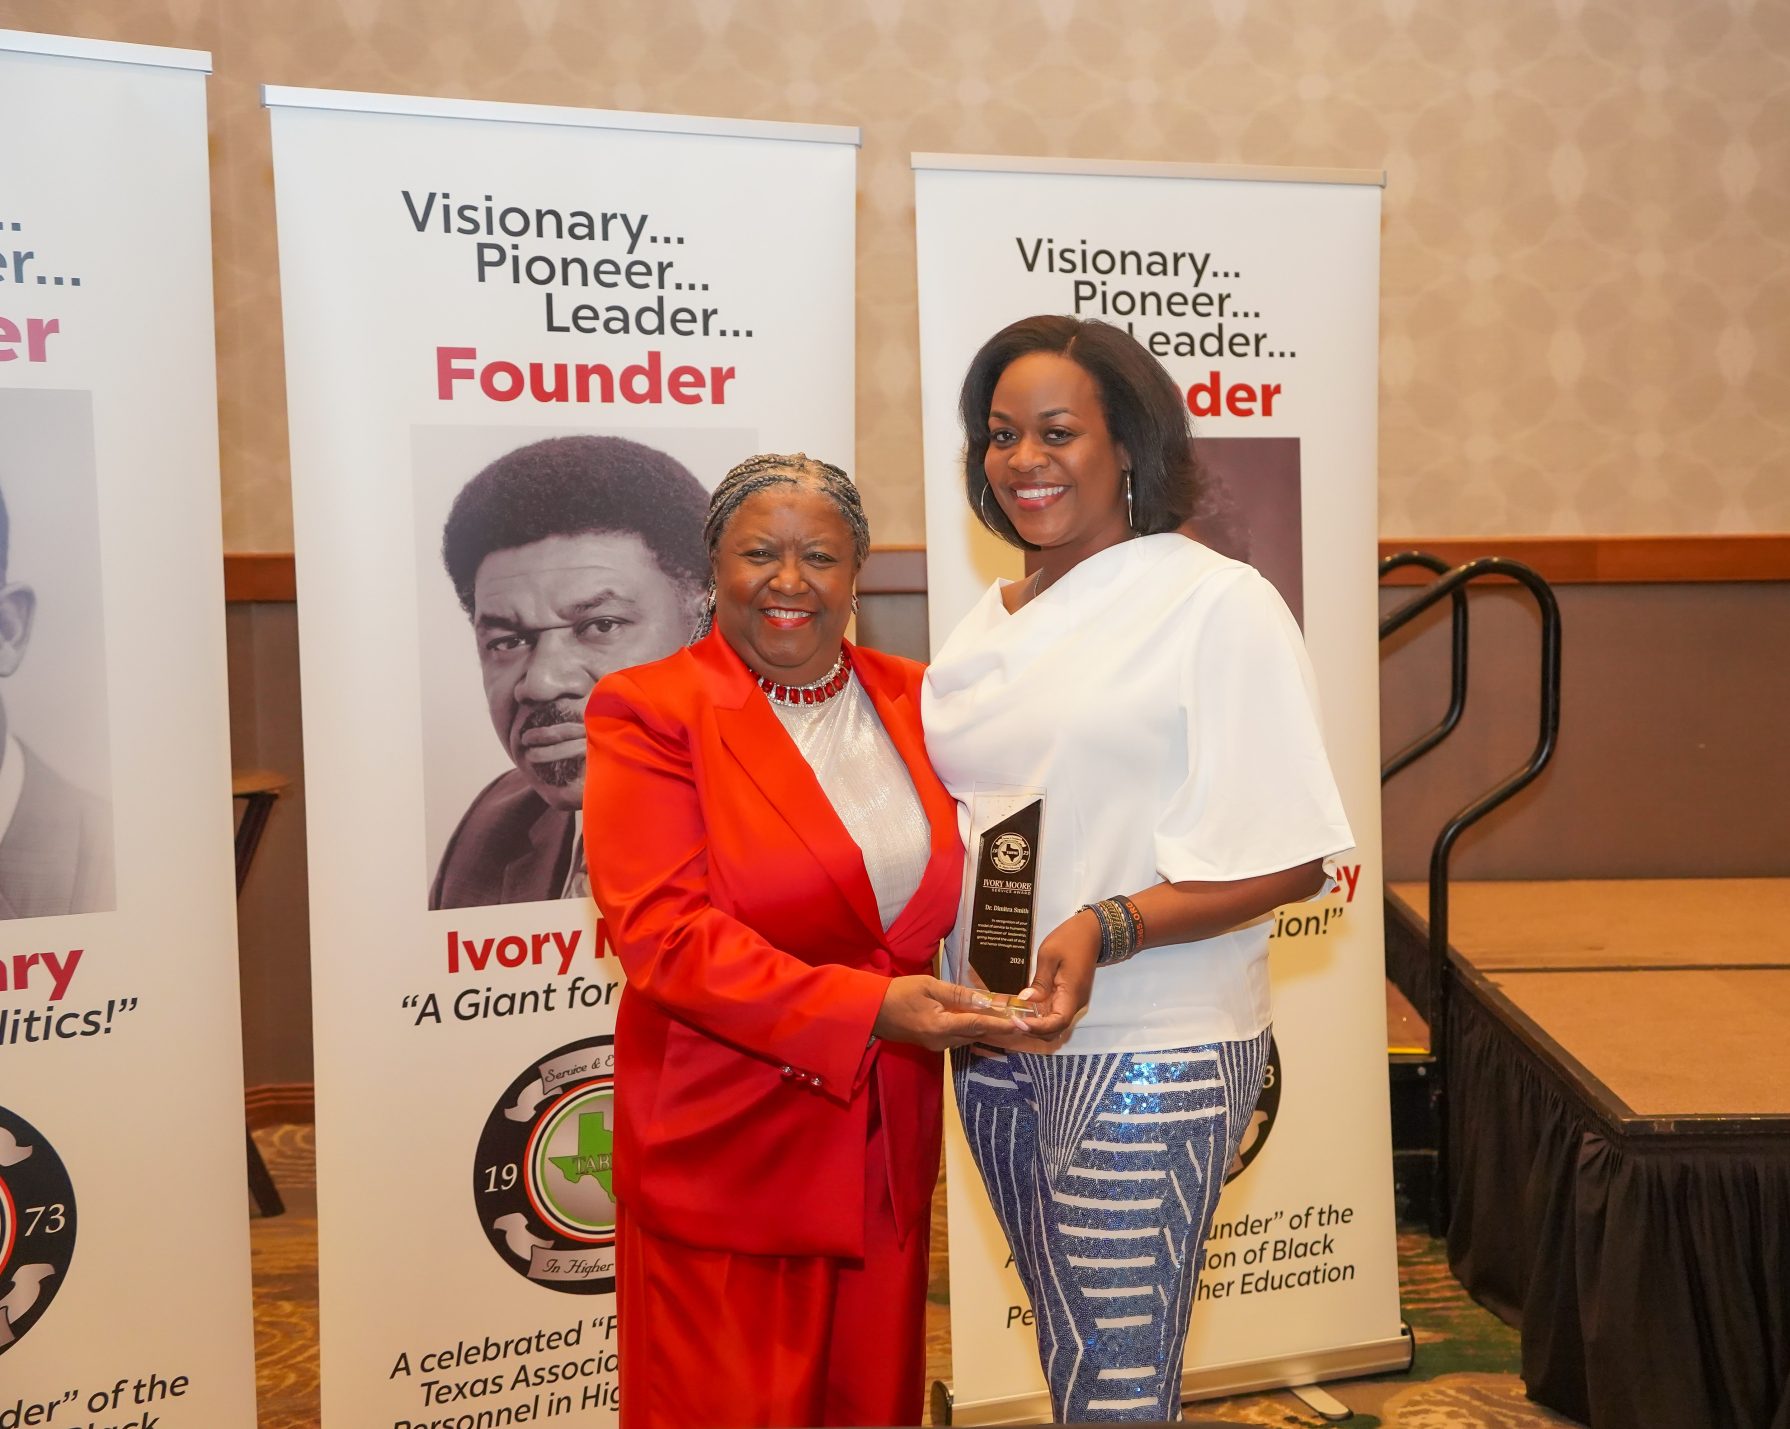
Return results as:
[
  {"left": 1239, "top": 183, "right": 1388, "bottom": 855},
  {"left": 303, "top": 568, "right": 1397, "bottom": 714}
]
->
[{"left": 251, "top": 1124, "right": 1578, "bottom": 1427}]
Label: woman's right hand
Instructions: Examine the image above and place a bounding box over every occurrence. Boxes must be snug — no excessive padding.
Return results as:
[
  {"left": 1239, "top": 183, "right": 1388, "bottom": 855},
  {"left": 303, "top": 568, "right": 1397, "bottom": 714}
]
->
[{"left": 873, "top": 975, "right": 1025, "bottom": 1052}]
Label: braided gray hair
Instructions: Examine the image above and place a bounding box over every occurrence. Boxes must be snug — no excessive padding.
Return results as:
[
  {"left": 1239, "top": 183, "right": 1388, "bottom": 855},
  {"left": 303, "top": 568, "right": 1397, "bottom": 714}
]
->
[{"left": 693, "top": 453, "right": 870, "bottom": 641}]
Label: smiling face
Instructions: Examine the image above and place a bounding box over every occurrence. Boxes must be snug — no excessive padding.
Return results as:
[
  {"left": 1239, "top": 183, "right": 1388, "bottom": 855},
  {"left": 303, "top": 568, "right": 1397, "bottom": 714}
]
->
[
  {"left": 472, "top": 530, "right": 697, "bottom": 809},
  {"left": 712, "top": 483, "right": 858, "bottom": 686},
  {"left": 984, "top": 351, "right": 1133, "bottom": 566}
]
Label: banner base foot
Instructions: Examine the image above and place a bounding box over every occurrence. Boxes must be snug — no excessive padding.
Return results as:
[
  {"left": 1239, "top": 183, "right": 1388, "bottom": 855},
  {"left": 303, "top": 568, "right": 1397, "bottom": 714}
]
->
[
  {"left": 945, "top": 1325, "right": 1415, "bottom": 1426},
  {"left": 1290, "top": 1383, "right": 1354, "bottom": 1420},
  {"left": 1181, "top": 1323, "right": 1415, "bottom": 1404}
]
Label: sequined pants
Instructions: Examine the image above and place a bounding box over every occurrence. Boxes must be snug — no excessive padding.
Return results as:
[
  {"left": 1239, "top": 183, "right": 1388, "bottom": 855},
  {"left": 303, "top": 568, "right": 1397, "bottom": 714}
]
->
[{"left": 952, "top": 1032, "right": 1271, "bottom": 1423}]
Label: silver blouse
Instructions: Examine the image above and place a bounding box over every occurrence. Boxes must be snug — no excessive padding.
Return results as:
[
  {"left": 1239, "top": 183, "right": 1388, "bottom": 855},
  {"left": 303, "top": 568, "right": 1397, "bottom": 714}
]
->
[{"left": 768, "top": 675, "right": 931, "bottom": 931}]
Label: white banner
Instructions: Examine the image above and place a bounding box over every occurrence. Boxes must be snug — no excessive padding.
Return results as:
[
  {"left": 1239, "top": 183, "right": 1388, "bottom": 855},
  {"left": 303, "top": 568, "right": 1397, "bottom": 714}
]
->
[
  {"left": 914, "top": 154, "right": 1404, "bottom": 1421},
  {"left": 267, "top": 86, "right": 857, "bottom": 1425},
  {"left": 0, "top": 29, "right": 257, "bottom": 1426}
]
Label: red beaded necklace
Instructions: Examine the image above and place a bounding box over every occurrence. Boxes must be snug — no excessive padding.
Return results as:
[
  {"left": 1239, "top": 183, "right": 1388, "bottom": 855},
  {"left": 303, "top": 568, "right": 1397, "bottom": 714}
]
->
[{"left": 756, "top": 648, "right": 851, "bottom": 706}]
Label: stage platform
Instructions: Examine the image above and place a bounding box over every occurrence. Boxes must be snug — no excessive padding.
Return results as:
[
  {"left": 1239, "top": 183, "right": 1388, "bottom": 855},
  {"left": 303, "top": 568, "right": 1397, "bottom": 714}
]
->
[
  {"left": 1383, "top": 878, "right": 1790, "bottom": 1428},
  {"left": 1389, "top": 878, "right": 1790, "bottom": 1120}
]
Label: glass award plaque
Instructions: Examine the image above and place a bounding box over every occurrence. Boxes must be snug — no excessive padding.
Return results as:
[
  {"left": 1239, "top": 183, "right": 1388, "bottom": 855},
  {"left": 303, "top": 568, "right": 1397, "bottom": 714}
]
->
[{"left": 948, "top": 787, "right": 1045, "bottom": 1010}]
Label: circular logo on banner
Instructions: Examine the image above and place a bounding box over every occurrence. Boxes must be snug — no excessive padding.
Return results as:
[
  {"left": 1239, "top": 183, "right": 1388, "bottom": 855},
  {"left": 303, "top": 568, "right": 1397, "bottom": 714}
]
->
[
  {"left": 990, "top": 833, "right": 1031, "bottom": 873},
  {"left": 0, "top": 1105, "right": 77, "bottom": 1357},
  {"left": 476, "top": 1035, "right": 617, "bottom": 1295},
  {"left": 1225, "top": 1034, "right": 1282, "bottom": 1184}
]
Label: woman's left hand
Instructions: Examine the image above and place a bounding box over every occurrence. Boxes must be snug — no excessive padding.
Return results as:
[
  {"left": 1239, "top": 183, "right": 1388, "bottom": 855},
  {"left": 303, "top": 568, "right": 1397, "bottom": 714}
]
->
[{"left": 1006, "top": 908, "right": 1099, "bottom": 1042}]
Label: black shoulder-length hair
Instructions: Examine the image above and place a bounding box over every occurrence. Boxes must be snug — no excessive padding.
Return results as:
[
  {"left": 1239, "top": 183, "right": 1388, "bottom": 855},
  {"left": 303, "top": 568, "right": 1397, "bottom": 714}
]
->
[
  {"left": 441, "top": 434, "right": 709, "bottom": 616},
  {"left": 958, "top": 315, "right": 1201, "bottom": 549}
]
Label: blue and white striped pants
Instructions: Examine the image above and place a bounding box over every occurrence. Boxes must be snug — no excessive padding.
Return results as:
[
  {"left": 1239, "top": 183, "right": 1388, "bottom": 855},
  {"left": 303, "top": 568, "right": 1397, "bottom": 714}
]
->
[{"left": 952, "top": 1031, "right": 1271, "bottom": 1423}]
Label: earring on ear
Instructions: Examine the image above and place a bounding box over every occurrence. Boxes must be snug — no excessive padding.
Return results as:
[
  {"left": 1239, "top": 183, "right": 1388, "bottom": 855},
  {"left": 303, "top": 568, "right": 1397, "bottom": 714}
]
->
[
  {"left": 978, "top": 483, "right": 998, "bottom": 530},
  {"left": 1124, "top": 470, "right": 1135, "bottom": 531},
  {"left": 851, "top": 592, "right": 861, "bottom": 614},
  {"left": 692, "top": 580, "right": 719, "bottom": 641}
]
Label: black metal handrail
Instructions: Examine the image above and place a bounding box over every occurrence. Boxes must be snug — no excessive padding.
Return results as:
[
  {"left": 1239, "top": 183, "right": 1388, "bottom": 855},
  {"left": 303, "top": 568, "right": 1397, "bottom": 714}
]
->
[
  {"left": 1380, "top": 556, "right": 1562, "bottom": 1224},
  {"left": 1379, "top": 551, "right": 1470, "bottom": 784}
]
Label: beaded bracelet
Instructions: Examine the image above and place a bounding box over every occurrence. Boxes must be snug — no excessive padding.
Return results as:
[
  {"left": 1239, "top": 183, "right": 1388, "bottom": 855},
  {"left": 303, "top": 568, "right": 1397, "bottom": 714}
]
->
[
  {"left": 1080, "top": 901, "right": 1114, "bottom": 963},
  {"left": 1080, "top": 896, "right": 1146, "bottom": 967}
]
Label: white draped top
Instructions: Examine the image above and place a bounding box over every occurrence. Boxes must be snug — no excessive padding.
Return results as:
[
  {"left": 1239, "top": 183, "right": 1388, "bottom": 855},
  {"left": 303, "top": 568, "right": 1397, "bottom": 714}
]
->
[{"left": 922, "top": 534, "right": 1354, "bottom": 1054}]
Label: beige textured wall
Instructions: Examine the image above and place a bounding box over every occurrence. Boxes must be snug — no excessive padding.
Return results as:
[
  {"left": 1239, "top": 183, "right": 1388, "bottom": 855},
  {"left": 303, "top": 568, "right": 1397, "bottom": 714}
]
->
[{"left": 11, "top": 0, "right": 1789, "bottom": 547}]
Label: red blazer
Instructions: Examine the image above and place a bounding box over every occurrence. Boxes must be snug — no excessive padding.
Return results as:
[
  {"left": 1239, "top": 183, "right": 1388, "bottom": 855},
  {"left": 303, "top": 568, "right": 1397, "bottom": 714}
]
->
[{"left": 584, "top": 631, "right": 964, "bottom": 1259}]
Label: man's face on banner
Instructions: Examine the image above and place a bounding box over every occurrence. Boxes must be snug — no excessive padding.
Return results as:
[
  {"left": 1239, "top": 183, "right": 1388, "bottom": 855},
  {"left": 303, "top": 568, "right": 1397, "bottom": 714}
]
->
[{"left": 471, "top": 530, "right": 695, "bottom": 810}]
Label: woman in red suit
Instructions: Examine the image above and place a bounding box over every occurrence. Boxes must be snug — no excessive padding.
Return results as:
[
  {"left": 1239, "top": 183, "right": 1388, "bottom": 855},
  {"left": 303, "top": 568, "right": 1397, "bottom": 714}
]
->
[{"left": 584, "top": 453, "right": 1013, "bottom": 1429}]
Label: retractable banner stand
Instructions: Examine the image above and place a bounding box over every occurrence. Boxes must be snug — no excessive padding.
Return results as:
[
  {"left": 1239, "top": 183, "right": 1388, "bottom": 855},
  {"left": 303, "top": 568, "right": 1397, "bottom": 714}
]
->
[
  {"left": 0, "top": 30, "right": 258, "bottom": 1428},
  {"left": 266, "top": 87, "right": 856, "bottom": 1425},
  {"left": 914, "top": 155, "right": 1403, "bottom": 1421}
]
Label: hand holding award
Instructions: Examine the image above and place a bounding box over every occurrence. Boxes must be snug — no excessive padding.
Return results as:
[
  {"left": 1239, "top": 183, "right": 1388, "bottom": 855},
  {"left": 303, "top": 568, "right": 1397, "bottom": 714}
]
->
[
  {"left": 1019, "top": 906, "right": 1100, "bottom": 1033},
  {"left": 947, "top": 788, "right": 1093, "bottom": 1041}
]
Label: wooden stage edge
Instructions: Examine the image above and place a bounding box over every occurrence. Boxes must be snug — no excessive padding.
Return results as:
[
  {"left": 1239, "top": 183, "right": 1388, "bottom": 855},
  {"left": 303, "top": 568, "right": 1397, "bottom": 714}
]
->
[
  {"left": 224, "top": 534, "right": 1790, "bottom": 602},
  {"left": 1387, "top": 878, "right": 1790, "bottom": 1126}
]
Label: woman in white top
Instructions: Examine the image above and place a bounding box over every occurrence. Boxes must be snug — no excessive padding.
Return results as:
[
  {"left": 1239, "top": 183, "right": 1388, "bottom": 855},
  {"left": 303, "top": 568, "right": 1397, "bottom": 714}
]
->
[{"left": 923, "top": 316, "right": 1354, "bottom": 1423}]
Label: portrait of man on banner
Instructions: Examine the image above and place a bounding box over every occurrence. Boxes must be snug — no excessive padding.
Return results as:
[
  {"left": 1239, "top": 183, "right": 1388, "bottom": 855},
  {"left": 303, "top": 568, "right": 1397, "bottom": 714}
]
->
[
  {"left": 428, "top": 434, "right": 709, "bottom": 910},
  {"left": 0, "top": 389, "right": 116, "bottom": 921}
]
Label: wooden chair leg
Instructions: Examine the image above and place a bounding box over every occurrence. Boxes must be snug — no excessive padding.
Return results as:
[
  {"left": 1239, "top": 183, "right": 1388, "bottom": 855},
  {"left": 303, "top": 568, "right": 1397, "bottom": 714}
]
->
[{"left": 247, "top": 1127, "right": 286, "bottom": 1219}]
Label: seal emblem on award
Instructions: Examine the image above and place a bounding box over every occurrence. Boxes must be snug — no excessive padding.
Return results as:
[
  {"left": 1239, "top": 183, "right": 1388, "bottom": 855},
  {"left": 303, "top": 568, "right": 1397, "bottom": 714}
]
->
[
  {"left": 475, "top": 1034, "right": 618, "bottom": 1294},
  {"left": 990, "top": 832, "right": 1031, "bottom": 874},
  {"left": 0, "top": 1105, "right": 76, "bottom": 1356},
  {"left": 1226, "top": 1034, "right": 1282, "bottom": 1183}
]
